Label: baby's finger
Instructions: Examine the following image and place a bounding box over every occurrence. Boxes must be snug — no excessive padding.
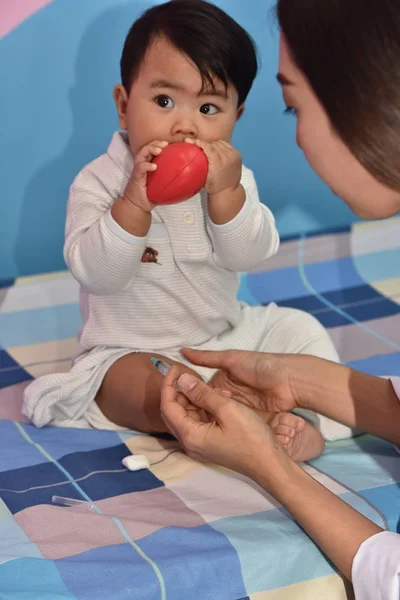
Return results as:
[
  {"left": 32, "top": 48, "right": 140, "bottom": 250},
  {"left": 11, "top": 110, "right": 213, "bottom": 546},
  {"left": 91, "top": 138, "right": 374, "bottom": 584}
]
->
[
  {"left": 195, "top": 139, "right": 213, "bottom": 152},
  {"left": 195, "top": 140, "right": 224, "bottom": 163},
  {"left": 146, "top": 144, "right": 165, "bottom": 158},
  {"left": 131, "top": 161, "right": 157, "bottom": 182},
  {"left": 136, "top": 141, "right": 168, "bottom": 163},
  {"left": 150, "top": 140, "right": 169, "bottom": 149},
  {"left": 184, "top": 138, "right": 210, "bottom": 152},
  {"left": 136, "top": 161, "right": 157, "bottom": 175},
  {"left": 147, "top": 140, "right": 169, "bottom": 155},
  {"left": 184, "top": 139, "right": 222, "bottom": 159}
]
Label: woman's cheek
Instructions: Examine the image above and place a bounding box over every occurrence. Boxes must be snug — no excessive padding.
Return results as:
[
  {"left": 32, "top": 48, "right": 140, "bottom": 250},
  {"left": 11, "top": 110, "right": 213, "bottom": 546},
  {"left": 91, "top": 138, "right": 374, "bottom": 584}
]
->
[
  {"left": 295, "top": 124, "right": 303, "bottom": 150},
  {"left": 296, "top": 126, "right": 329, "bottom": 185},
  {"left": 295, "top": 117, "right": 308, "bottom": 151}
]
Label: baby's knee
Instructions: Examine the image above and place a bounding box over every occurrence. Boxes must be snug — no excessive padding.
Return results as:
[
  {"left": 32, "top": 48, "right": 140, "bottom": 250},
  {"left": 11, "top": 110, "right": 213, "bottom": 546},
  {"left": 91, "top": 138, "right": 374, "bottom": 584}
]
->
[{"left": 285, "top": 308, "right": 339, "bottom": 361}]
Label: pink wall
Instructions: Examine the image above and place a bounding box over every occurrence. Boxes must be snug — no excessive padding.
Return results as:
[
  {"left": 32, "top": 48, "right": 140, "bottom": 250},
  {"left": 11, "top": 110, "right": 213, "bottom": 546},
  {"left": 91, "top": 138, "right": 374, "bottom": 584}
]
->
[{"left": 0, "top": 0, "right": 54, "bottom": 38}]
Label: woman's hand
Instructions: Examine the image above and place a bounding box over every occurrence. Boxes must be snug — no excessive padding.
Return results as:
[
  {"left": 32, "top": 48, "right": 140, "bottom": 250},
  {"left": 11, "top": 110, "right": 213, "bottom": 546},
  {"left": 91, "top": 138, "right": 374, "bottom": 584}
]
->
[
  {"left": 160, "top": 367, "right": 286, "bottom": 481},
  {"left": 183, "top": 348, "right": 300, "bottom": 415},
  {"left": 161, "top": 366, "right": 384, "bottom": 584}
]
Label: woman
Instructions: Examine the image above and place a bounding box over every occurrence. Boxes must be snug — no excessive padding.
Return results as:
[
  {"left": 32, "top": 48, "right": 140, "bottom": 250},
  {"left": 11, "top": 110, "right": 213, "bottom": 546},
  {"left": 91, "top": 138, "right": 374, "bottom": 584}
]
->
[{"left": 160, "top": 0, "right": 400, "bottom": 597}]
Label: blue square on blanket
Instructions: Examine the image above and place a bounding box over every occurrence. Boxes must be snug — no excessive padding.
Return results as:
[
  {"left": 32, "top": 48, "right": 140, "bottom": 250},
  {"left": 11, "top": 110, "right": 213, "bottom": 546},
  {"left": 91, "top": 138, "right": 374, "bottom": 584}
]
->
[
  {"left": 0, "top": 349, "right": 33, "bottom": 388},
  {"left": 303, "top": 257, "right": 365, "bottom": 294},
  {"left": 21, "top": 423, "right": 124, "bottom": 461},
  {"left": 0, "top": 436, "right": 162, "bottom": 513},
  {"left": 0, "top": 557, "right": 73, "bottom": 600},
  {"left": 247, "top": 267, "right": 307, "bottom": 303},
  {"left": 278, "top": 284, "right": 400, "bottom": 328},
  {"left": 0, "top": 457, "right": 99, "bottom": 514},
  {"left": 137, "top": 523, "right": 247, "bottom": 600},
  {"left": 59, "top": 443, "right": 164, "bottom": 500},
  {"left": 57, "top": 542, "right": 165, "bottom": 600},
  {"left": 0, "top": 279, "right": 15, "bottom": 290},
  {"left": 348, "top": 352, "right": 400, "bottom": 376},
  {"left": 0, "top": 421, "right": 45, "bottom": 472},
  {"left": 246, "top": 256, "right": 369, "bottom": 305}
]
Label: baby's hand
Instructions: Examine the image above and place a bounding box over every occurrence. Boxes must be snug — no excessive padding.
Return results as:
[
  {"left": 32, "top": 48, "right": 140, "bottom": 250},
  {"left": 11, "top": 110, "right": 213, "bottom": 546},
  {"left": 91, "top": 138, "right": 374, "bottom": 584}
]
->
[
  {"left": 185, "top": 138, "right": 242, "bottom": 197},
  {"left": 123, "top": 140, "right": 168, "bottom": 213}
]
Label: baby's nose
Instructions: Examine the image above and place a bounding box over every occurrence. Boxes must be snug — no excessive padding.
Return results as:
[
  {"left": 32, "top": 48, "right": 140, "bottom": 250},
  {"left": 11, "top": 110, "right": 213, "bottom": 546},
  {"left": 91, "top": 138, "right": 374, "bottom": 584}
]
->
[{"left": 172, "top": 117, "right": 198, "bottom": 139}]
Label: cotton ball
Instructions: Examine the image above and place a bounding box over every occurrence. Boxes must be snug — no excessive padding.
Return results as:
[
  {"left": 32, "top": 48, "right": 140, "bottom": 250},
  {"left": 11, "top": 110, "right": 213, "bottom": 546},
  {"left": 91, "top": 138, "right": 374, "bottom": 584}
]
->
[{"left": 122, "top": 455, "right": 150, "bottom": 471}]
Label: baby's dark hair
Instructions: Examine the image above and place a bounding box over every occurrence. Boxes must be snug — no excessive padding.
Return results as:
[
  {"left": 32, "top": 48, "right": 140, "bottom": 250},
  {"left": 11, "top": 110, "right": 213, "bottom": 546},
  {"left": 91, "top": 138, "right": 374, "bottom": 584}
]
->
[{"left": 120, "top": 0, "right": 258, "bottom": 106}]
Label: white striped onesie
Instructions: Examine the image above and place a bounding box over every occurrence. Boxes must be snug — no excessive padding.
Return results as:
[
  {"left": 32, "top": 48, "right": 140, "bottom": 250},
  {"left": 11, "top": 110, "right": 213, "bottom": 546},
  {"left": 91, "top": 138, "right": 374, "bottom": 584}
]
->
[{"left": 23, "top": 131, "right": 353, "bottom": 441}]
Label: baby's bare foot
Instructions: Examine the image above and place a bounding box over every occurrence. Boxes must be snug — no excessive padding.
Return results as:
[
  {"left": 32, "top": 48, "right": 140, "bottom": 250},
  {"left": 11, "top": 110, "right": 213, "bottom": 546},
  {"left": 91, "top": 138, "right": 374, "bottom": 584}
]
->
[{"left": 270, "top": 412, "right": 325, "bottom": 462}]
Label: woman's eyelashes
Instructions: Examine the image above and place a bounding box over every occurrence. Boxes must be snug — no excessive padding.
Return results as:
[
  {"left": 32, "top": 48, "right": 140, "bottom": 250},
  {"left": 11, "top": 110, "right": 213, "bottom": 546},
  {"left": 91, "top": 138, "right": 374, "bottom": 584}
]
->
[{"left": 284, "top": 106, "right": 297, "bottom": 116}]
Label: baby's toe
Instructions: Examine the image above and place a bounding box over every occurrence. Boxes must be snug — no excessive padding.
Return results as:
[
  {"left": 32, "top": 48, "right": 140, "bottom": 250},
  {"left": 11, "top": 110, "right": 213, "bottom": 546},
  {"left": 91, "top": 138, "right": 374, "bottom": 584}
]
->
[
  {"left": 273, "top": 424, "right": 296, "bottom": 441},
  {"left": 271, "top": 412, "right": 306, "bottom": 432}
]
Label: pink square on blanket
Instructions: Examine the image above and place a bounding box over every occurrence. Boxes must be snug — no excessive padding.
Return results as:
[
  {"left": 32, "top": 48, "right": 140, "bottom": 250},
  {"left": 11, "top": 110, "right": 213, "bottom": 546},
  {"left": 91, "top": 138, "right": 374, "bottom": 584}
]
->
[{"left": 15, "top": 487, "right": 205, "bottom": 559}]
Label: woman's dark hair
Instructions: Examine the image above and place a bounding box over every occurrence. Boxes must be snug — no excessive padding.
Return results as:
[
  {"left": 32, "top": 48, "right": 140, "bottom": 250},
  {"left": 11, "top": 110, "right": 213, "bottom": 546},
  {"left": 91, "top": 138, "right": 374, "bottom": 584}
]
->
[
  {"left": 120, "top": 0, "right": 258, "bottom": 106},
  {"left": 277, "top": 0, "right": 400, "bottom": 190}
]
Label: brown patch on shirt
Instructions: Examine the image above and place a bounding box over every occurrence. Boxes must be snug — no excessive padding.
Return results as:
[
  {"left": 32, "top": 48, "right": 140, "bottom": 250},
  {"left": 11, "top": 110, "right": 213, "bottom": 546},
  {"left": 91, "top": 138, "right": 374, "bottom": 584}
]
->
[{"left": 141, "top": 247, "right": 160, "bottom": 264}]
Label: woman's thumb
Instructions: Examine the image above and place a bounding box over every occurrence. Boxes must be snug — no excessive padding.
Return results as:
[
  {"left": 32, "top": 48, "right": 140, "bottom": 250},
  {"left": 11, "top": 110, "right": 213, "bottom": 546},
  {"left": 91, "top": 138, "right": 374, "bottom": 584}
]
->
[
  {"left": 178, "top": 374, "right": 227, "bottom": 416},
  {"left": 178, "top": 373, "right": 198, "bottom": 393}
]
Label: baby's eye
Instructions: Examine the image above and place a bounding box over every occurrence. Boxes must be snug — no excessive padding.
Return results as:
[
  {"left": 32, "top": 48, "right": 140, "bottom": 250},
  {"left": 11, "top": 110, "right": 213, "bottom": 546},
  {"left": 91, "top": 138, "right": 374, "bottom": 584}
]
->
[
  {"left": 200, "top": 104, "right": 219, "bottom": 115},
  {"left": 155, "top": 95, "right": 174, "bottom": 109}
]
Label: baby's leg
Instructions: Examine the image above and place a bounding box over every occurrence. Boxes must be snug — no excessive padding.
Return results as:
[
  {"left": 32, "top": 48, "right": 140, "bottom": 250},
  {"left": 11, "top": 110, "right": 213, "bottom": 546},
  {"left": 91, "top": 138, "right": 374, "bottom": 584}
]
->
[
  {"left": 269, "top": 412, "right": 325, "bottom": 462},
  {"left": 258, "top": 305, "right": 355, "bottom": 441},
  {"left": 95, "top": 353, "right": 200, "bottom": 432}
]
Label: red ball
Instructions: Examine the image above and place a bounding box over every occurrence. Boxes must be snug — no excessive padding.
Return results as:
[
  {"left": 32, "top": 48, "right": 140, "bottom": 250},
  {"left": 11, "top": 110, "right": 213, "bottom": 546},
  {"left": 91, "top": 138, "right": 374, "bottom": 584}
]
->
[{"left": 147, "top": 142, "right": 208, "bottom": 205}]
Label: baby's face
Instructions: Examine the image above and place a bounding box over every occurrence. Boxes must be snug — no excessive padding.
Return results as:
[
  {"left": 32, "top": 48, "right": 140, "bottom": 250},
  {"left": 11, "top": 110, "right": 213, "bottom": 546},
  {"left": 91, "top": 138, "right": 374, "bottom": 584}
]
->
[{"left": 114, "top": 36, "right": 243, "bottom": 156}]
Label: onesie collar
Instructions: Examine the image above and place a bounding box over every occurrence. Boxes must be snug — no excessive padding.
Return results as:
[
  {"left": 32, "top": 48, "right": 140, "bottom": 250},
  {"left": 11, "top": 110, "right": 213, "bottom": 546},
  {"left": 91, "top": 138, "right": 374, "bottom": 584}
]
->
[{"left": 107, "top": 131, "right": 134, "bottom": 178}]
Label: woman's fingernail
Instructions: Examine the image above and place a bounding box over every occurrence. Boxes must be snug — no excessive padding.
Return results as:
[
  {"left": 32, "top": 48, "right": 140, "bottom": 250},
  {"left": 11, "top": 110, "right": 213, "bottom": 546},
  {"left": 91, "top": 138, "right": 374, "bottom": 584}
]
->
[{"left": 178, "top": 374, "right": 197, "bottom": 392}]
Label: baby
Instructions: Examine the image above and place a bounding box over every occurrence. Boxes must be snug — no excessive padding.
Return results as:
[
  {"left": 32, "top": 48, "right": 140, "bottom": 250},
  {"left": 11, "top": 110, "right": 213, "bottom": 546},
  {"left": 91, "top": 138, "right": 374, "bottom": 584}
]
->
[{"left": 23, "top": 0, "right": 353, "bottom": 461}]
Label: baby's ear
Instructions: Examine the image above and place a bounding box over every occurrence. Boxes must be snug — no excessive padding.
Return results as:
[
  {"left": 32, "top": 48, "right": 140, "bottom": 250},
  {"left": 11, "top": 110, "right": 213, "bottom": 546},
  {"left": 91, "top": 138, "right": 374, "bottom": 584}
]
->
[
  {"left": 113, "top": 84, "right": 129, "bottom": 130},
  {"left": 236, "top": 104, "right": 245, "bottom": 121}
]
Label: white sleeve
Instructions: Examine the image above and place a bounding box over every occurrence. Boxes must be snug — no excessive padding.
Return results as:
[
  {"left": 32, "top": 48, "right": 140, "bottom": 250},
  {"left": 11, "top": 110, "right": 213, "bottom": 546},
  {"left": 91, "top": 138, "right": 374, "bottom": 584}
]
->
[
  {"left": 64, "top": 185, "right": 148, "bottom": 295},
  {"left": 207, "top": 166, "right": 279, "bottom": 272},
  {"left": 352, "top": 531, "right": 400, "bottom": 599}
]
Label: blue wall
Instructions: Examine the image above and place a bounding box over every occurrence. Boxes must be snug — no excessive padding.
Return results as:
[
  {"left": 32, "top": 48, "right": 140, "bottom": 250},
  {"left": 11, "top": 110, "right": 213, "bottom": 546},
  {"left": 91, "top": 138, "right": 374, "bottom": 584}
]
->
[{"left": 0, "top": 0, "right": 356, "bottom": 279}]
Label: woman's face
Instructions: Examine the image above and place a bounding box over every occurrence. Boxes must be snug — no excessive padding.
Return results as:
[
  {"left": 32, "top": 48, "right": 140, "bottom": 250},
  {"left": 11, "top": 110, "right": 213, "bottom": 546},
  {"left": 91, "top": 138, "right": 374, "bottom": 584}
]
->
[{"left": 278, "top": 36, "right": 400, "bottom": 219}]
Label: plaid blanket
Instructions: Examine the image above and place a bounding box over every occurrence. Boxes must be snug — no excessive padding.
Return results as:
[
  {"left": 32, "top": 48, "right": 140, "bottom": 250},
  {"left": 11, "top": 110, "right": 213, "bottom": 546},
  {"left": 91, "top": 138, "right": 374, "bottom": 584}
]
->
[{"left": 0, "top": 217, "right": 399, "bottom": 599}]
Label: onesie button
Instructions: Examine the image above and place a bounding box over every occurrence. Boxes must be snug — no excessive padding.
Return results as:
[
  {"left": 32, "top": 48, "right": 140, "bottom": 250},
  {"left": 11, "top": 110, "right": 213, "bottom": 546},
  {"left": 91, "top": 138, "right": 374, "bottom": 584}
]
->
[{"left": 183, "top": 211, "right": 195, "bottom": 224}]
